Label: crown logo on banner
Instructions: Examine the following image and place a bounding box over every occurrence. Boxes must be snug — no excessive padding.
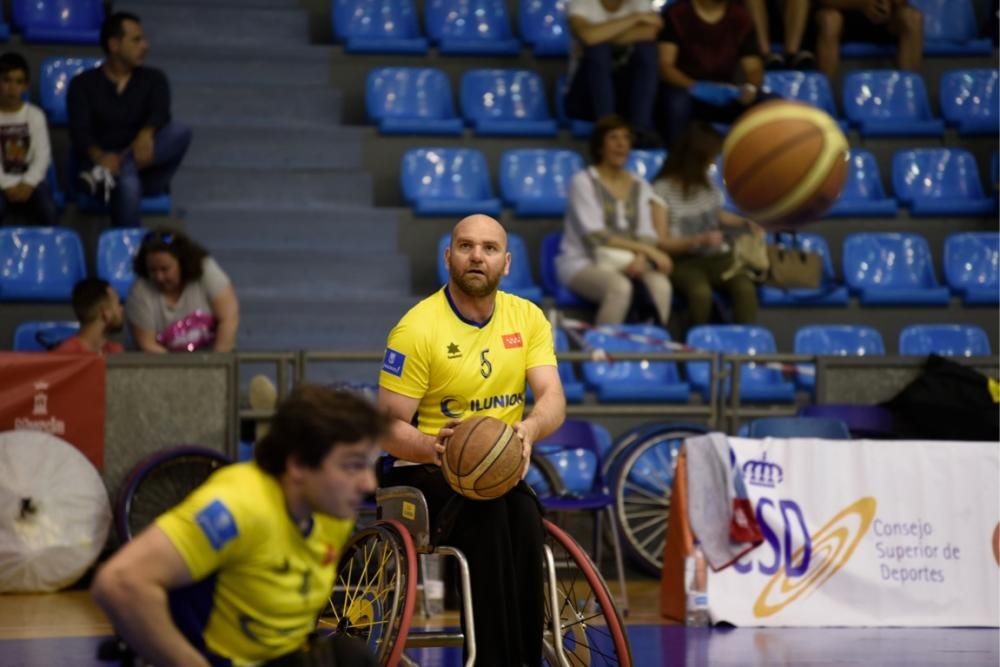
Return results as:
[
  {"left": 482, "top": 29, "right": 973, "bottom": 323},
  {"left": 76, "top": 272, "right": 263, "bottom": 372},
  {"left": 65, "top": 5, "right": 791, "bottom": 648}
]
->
[{"left": 743, "top": 452, "right": 784, "bottom": 488}]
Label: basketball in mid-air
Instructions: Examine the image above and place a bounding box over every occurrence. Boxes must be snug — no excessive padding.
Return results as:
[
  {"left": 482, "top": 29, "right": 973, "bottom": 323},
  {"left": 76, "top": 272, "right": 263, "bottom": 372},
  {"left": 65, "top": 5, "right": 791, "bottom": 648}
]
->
[
  {"left": 441, "top": 416, "right": 523, "bottom": 500},
  {"left": 722, "top": 100, "right": 849, "bottom": 229}
]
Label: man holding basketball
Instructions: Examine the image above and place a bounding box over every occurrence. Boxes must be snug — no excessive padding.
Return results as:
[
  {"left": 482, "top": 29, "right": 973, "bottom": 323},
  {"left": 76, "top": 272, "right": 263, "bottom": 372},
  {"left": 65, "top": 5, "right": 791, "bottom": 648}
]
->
[
  {"left": 378, "top": 214, "right": 566, "bottom": 667},
  {"left": 91, "top": 386, "right": 383, "bottom": 667}
]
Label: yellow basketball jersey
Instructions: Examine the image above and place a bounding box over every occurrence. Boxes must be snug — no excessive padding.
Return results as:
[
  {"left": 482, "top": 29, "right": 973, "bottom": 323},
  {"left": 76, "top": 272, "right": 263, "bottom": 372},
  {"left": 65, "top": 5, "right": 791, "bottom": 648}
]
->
[
  {"left": 156, "top": 462, "right": 353, "bottom": 665},
  {"left": 380, "top": 287, "right": 557, "bottom": 442}
]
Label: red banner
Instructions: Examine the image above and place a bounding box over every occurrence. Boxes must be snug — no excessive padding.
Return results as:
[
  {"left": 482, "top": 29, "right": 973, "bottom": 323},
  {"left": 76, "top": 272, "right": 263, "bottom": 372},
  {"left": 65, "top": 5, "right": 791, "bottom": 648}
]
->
[{"left": 0, "top": 353, "right": 106, "bottom": 469}]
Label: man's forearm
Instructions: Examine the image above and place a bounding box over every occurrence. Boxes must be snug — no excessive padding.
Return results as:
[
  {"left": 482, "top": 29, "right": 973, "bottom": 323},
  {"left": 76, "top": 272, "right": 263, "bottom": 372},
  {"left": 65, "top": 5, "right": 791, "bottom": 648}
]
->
[
  {"left": 523, "top": 385, "right": 566, "bottom": 443},
  {"left": 660, "top": 63, "right": 696, "bottom": 88},
  {"left": 385, "top": 419, "right": 438, "bottom": 464},
  {"left": 92, "top": 575, "right": 209, "bottom": 667}
]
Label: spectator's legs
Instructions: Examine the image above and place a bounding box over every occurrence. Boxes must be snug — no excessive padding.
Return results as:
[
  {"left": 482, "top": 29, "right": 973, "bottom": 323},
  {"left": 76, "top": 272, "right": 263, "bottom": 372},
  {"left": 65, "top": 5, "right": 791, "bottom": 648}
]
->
[
  {"left": 140, "top": 123, "right": 193, "bottom": 195},
  {"left": 26, "top": 181, "right": 59, "bottom": 227},
  {"left": 745, "top": 0, "right": 776, "bottom": 61},
  {"left": 622, "top": 41, "right": 660, "bottom": 133},
  {"left": 815, "top": 8, "right": 843, "bottom": 84},
  {"left": 720, "top": 274, "right": 759, "bottom": 324},
  {"left": 656, "top": 84, "right": 694, "bottom": 149},
  {"left": 670, "top": 257, "right": 714, "bottom": 326},
  {"left": 567, "top": 264, "right": 634, "bottom": 325},
  {"left": 564, "top": 44, "right": 615, "bottom": 121},
  {"left": 891, "top": 4, "right": 923, "bottom": 73},
  {"left": 638, "top": 271, "right": 673, "bottom": 327},
  {"left": 784, "top": 0, "right": 812, "bottom": 60},
  {"left": 110, "top": 157, "right": 142, "bottom": 228}
]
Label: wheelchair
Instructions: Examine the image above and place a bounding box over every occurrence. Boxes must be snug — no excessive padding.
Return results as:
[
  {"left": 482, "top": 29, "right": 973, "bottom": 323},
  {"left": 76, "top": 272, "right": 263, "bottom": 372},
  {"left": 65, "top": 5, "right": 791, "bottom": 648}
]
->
[{"left": 319, "top": 485, "right": 633, "bottom": 667}]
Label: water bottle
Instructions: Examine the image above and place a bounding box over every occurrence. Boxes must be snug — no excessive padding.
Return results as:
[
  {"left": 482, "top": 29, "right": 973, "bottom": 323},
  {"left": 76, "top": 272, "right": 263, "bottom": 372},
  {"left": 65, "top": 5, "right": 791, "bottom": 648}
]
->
[
  {"left": 684, "top": 544, "right": 710, "bottom": 627},
  {"left": 423, "top": 554, "right": 445, "bottom": 616}
]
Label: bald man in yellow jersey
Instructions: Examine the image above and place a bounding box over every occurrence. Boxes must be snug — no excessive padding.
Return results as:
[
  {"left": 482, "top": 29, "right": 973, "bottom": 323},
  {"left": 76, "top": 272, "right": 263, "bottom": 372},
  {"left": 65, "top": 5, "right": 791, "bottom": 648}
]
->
[
  {"left": 91, "top": 386, "right": 385, "bottom": 667},
  {"left": 378, "top": 214, "right": 566, "bottom": 667}
]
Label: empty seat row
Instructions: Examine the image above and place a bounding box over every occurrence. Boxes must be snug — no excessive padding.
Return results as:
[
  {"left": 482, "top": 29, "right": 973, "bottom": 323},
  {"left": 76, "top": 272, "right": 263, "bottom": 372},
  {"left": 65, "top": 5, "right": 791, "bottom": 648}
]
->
[
  {"left": 401, "top": 146, "right": 997, "bottom": 219},
  {"left": 334, "top": 0, "right": 992, "bottom": 57},
  {"left": 538, "top": 230, "right": 998, "bottom": 308},
  {"left": 0, "top": 1, "right": 102, "bottom": 44},
  {"left": 0, "top": 226, "right": 144, "bottom": 302},
  {"left": 366, "top": 66, "right": 998, "bottom": 139}
]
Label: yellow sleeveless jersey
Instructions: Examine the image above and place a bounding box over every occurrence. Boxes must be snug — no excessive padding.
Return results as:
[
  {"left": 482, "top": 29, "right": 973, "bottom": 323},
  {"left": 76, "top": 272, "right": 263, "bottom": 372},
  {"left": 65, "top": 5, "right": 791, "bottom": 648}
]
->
[
  {"left": 380, "top": 287, "right": 557, "bottom": 442},
  {"left": 155, "top": 462, "right": 353, "bottom": 665}
]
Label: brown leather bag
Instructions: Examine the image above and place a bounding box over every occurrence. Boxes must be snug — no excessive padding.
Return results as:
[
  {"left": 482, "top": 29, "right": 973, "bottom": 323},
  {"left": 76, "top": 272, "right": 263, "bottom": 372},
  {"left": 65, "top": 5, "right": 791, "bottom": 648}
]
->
[{"left": 766, "top": 242, "right": 822, "bottom": 289}]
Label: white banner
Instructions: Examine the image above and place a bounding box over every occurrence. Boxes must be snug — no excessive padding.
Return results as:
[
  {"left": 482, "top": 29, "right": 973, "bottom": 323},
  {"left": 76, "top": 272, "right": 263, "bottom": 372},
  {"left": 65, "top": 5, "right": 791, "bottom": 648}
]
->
[{"left": 708, "top": 438, "right": 1000, "bottom": 627}]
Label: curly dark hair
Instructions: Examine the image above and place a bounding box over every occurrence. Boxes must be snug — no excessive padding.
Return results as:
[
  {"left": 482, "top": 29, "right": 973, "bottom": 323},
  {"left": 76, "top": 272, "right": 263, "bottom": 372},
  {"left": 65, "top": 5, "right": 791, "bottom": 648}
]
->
[
  {"left": 255, "top": 385, "right": 390, "bottom": 475},
  {"left": 588, "top": 114, "right": 633, "bottom": 165},
  {"left": 132, "top": 226, "right": 208, "bottom": 287}
]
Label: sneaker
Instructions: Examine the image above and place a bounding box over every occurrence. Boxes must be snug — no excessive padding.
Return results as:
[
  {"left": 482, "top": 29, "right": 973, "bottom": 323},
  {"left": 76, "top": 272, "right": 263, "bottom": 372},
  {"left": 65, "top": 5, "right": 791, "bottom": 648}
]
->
[
  {"left": 248, "top": 374, "right": 278, "bottom": 441},
  {"left": 790, "top": 50, "right": 817, "bottom": 70},
  {"left": 764, "top": 52, "right": 786, "bottom": 70}
]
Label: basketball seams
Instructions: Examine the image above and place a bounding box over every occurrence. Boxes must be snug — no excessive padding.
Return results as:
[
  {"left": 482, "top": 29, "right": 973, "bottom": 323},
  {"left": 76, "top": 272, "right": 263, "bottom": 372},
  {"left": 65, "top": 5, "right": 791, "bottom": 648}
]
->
[
  {"left": 473, "top": 427, "right": 523, "bottom": 495},
  {"left": 444, "top": 417, "right": 523, "bottom": 500},
  {"left": 725, "top": 125, "right": 823, "bottom": 197}
]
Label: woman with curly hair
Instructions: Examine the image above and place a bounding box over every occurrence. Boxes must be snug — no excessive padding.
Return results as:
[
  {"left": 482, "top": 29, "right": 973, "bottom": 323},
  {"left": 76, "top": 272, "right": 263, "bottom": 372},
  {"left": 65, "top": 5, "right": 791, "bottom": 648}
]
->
[{"left": 126, "top": 226, "right": 239, "bottom": 352}]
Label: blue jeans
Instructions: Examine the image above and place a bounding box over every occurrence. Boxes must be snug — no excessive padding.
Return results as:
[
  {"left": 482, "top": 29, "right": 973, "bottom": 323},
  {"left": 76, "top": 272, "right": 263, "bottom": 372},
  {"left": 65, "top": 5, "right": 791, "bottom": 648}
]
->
[
  {"left": 656, "top": 84, "right": 781, "bottom": 149},
  {"left": 0, "top": 179, "right": 59, "bottom": 226},
  {"left": 564, "top": 41, "right": 659, "bottom": 132},
  {"left": 110, "top": 122, "right": 192, "bottom": 228}
]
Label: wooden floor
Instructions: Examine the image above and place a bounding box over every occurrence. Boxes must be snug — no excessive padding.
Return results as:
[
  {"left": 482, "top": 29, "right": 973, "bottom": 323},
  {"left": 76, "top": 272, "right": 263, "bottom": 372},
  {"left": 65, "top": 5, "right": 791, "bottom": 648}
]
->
[{"left": 2, "top": 582, "right": 997, "bottom": 666}]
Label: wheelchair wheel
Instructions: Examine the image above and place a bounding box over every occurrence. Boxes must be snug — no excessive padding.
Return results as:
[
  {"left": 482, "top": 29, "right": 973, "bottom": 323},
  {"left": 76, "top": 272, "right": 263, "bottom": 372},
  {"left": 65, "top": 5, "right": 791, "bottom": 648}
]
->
[
  {"left": 526, "top": 451, "right": 568, "bottom": 498},
  {"left": 542, "top": 519, "right": 631, "bottom": 667},
  {"left": 115, "top": 446, "right": 231, "bottom": 542},
  {"left": 599, "top": 423, "right": 708, "bottom": 482},
  {"left": 611, "top": 430, "right": 687, "bottom": 576},
  {"left": 320, "top": 519, "right": 416, "bottom": 667}
]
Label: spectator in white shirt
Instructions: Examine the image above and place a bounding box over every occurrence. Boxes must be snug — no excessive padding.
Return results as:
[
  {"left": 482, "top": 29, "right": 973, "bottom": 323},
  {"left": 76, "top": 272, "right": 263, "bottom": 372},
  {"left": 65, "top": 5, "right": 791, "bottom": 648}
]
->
[{"left": 0, "top": 52, "right": 57, "bottom": 227}]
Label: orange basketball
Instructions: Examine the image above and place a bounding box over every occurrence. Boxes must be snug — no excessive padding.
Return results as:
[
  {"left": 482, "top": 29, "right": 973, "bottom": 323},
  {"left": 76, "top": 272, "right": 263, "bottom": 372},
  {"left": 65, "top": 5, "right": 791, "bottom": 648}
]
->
[
  {"left": 722, "top": 100, "right": 849, "bottom": 229},
  {"left": 441, "top": 416, "right": 523, "bottom": 500}
]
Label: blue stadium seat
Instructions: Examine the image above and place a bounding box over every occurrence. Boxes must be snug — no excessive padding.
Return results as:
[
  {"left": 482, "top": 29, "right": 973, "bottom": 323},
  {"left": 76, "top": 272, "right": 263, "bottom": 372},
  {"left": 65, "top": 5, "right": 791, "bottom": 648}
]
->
[
  {"left": 686, "top": 325, "right": 796, "bottom": 403},
  {"left": 581, "top": 324, "right": 690, "bottom": 403},
  {"left": 39, "top": 56, "right": 101, "bottom": 125},
  {"left": 519, "top": 0, "right": 569, "bottom": 56},
  {"left": 943, "top": 232, "right": 999, "bottom": 305},
  {"left": 842, "top": 232, "right": 950, "bottom": 305},
  {"left": 825, "top": 149, "right": 898, "bottom": 217},
  {"left": 759, "top": 233, "right": 849, "bottom": 306},
  {"left": 13, "top": 320, "right": 79, "bottom": 351},
  {"left": 554, "top": 75, "right": 594, "bottom": 138},
  {"left": 909, "top": 0, "right": 993, "bottom": 55},
  {"left": 14, "top": 0, "right": 102, "bottom": 44},
  {"left": 96, "top": 228, "right": 146, "bottom": 300},
  {"left": 939, "top": 69, "right": 999, "bottom": 136},
  {"left": 459, "top": 69, "right": 558, "bottom": 136},
  {"left": 436, "top": 232, "right": 543, "bottom": 303},
  {"left": 793, "top": 324, "right": 886, "bottom": 391},
  {"left": 624, "top": 149, "right": 666, "bottom": 183},
  {"left": 0, "top": 227, "right": 86, "bottom": 301},
  {"left": 401, "top": 148, "right": 500, "bottom": 216},
  {"left": 763, "top": 71, "right": 846, "bottom": 130},
  {"left": 332, "top": 0, "right": 429, "bottom": 54},
  {"left": 425, "top": 0, "right": 520, "bottom": 55},
  {"left": 365, "top": 67, "right": 462, "bottom": 135},
  {"left": 0, "top": 5, "right": 10, "bottom": 41},
  {"left": 842, "top": 70, "right": 945, "bottom": 137},
  {"left": 898, "top": 324, "right": 992, "bottom": 356},
  {"left": 892, "top": 148, "right": 994, "bottom": 216},
  {"left": 744, "top": 416, "right": 852, "bottom": 439},
  {"left": 499, "top": 148, "right": 584, "bottom": 217},
  {"left": 554, "top": 328, "right": 585, "bottom": 403},
  {"left": 540, "top": 231, "right": 593, "bottom": 308}
]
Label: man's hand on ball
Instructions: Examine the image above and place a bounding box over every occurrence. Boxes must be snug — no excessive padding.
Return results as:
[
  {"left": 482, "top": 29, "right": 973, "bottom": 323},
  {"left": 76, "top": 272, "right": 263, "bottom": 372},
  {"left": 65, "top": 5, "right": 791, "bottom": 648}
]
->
[
  {"left": 513, "top": 421, "right": 537, "bottom": 480},
  {"left": 433, "top": 420, "right": 461, "bottom": 465}
]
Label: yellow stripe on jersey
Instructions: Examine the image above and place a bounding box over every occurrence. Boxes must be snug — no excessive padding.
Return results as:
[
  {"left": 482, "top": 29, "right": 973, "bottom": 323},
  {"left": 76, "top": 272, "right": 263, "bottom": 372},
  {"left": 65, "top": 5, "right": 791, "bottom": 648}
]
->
[
  {"left": 156, "top": 463, "right": 353, "bottom": 664},
  {"left": 380, "top": 287, "right": 557, "bottom": 440}
]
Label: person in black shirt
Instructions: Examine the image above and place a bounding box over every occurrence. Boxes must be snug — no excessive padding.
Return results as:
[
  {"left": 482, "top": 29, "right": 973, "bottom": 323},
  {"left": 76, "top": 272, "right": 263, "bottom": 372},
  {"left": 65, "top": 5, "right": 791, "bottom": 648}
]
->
[{"left": 68, "top": 12, "right": 191, "bottom": 228}]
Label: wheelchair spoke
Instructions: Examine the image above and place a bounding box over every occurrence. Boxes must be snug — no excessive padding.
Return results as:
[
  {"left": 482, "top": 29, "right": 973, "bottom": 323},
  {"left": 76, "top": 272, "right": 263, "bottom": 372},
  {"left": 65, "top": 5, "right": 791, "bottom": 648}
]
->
[{"left": 621, "top": 481, "right": 665, "bottom": 503}]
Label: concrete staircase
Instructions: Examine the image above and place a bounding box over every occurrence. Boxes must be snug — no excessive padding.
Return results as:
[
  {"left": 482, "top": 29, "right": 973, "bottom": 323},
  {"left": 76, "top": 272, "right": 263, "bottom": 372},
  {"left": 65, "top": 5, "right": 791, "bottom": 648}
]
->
[{"left": 119, "top": 0, "right": 415, "bottom": 380}]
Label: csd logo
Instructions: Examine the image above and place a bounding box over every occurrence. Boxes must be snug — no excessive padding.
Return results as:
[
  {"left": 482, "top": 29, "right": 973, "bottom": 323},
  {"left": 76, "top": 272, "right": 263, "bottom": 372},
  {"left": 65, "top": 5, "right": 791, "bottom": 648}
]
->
[
  {"left": 735, "top": 496, "right": 877, "bottom": 618},
  {"left": 440, "top": 396, "right": 467, "bottom": 418}
]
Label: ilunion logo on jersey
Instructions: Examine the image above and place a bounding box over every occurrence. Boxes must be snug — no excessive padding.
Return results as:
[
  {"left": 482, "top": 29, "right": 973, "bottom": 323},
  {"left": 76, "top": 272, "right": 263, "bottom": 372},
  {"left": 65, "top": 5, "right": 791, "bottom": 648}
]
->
[{"left": 440, "top": 392, "right": 524, "bottom": 418}]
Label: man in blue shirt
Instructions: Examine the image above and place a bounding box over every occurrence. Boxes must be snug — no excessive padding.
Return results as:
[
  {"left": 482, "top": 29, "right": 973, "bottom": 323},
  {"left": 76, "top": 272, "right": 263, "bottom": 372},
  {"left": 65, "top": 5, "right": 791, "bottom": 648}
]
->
[{"left": 68, "top": 12, "right": 191, "bottom": 227}]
